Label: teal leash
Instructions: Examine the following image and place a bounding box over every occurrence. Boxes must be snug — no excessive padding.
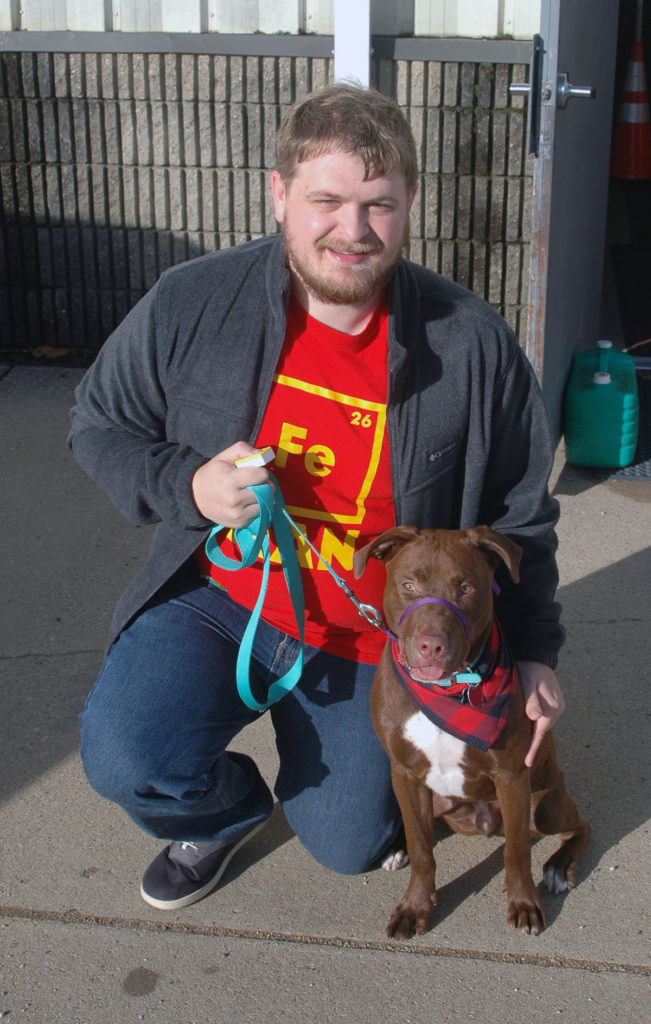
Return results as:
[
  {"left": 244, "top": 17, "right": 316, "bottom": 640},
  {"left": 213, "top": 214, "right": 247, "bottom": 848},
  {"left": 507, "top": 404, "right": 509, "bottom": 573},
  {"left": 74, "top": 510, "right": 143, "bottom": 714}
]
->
[
  {"left": 204, "top": 473, "right": 305, "bottom": 713},
  {"left": 204, "top": 472, "right": 393, "bottom": 712}
]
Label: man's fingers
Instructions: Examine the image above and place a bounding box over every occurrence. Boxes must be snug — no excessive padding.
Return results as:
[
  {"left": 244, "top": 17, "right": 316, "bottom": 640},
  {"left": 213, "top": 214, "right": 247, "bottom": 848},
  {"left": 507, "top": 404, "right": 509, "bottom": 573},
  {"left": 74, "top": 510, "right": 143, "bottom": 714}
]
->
[
  {"left": 191, "top": 442, "right": 270, "bottom": 524},
  {"left": 220, "top": 440, "right": 260, "bottom": 464},
  {"left": 524, "top": 720, "right": 546, "bottom": 767},
  {"left": 524, "top": 690, "right": 543, "bottom": 721},
  {"left": 517, "top": 662, "right": 566, "bottom": 769},
  {"left": 524, "top": 691, "right": 546, "bottom": 767}
]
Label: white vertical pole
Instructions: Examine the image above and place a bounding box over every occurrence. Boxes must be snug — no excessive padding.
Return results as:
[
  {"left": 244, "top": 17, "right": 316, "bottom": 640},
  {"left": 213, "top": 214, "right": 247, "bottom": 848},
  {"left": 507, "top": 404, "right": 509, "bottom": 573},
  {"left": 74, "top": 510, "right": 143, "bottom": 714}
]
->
[{"left": 334, "top": 0, "right": 371, "bottom": 87}]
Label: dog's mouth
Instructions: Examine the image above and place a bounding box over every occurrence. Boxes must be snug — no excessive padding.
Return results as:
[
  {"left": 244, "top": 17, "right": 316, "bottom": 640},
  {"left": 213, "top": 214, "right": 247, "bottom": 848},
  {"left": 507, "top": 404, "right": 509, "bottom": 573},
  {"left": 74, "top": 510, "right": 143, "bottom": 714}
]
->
[
  {"left": 396, "top": 637, "right": 464, "bottom": 685},
  {"left": 405, "top": 663, "right": 451, "bottom": 683}
]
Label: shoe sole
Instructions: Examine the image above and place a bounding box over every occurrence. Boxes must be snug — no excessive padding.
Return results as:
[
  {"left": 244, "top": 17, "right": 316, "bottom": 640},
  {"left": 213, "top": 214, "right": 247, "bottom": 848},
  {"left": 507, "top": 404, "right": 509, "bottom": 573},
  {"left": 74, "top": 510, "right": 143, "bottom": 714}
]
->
[{"left": 140, "top": 821, "right": 267, "bottom": 911}]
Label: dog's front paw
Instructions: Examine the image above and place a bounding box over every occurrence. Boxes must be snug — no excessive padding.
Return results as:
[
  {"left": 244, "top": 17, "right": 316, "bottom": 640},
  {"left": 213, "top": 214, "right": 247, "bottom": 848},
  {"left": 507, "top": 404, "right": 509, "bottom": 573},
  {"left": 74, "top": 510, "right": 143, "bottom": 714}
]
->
[
  {"left": 506, "top": 892, "right": 546, "bottom": 936},
  {"left": 386, "top": 895, "right": 436, "bottom": 940}
]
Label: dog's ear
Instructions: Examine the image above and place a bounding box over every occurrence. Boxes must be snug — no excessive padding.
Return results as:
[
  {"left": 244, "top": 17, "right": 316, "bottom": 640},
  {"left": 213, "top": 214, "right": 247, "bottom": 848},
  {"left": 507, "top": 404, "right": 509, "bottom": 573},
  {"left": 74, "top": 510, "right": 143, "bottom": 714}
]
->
[
  {"left": 353, "top": 526, "right": 421, "bottom": 579},
  {"left": 466, "top": 526, "right": 522, "bottom": 584}
]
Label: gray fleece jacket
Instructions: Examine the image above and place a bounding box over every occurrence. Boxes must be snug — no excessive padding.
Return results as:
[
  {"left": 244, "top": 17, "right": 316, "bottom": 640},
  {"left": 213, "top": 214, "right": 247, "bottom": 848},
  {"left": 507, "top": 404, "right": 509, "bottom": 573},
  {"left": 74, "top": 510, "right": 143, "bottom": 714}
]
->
[{"left": 68, "top": 234, "right": 564, "bottom": 666}]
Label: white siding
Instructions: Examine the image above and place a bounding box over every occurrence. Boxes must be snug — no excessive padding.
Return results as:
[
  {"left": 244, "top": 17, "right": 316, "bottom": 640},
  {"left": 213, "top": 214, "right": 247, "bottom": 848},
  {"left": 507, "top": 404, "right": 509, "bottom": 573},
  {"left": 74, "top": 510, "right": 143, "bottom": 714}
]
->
[
  {"left": 0, "top": 0, "right": 541, "bottom": 38},
  {"left": 67, "top": 0, "right": 106, "bottom": 31},
  {"left": 305, "top": 0, "right": 333, "bottom": 35},
  {"left": 414, "top": 0, "right": 539, "bottom": 38},
  {"left": 161, "top": 0, "right": 202, "bottom": 33},
  {"left": 414, "top": 0, "right": 498, "bottom": 37},
  {"left": 502, "top": 0, "right": 539, "bottom": 39},
  {"left": 203, "top": 0, "right": 301, "bottom": 35},
  {"left": 22, "top": 0, "right": 68, "bottom": 31}
]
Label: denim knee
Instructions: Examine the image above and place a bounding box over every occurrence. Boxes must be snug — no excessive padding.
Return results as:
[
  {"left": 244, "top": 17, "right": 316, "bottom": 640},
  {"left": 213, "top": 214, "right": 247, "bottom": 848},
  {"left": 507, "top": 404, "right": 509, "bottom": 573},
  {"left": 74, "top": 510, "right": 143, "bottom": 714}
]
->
[
  {"left": 80, "top": 706, "right": 143, "bottom": 806},
  {"left": 292, "top": 829, "right": 393, "bottom": 875},
  {"left": 79, "top": 698, "right": 201, "bottom": 807},
  {"left": 282, "top": 801, "right": 401, "bottom": 875}
]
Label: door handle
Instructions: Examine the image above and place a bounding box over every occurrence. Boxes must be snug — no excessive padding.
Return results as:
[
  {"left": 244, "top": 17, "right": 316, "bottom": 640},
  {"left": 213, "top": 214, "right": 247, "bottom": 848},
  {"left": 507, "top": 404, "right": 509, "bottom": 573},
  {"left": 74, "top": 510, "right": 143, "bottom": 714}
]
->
[
  {"left": 509, "top": 36, "right": 597, "bottom": 152},
  {"left": 511, "top": 74, "right": 595, "bottom": 108},
  {"left": 556, "top": 72, "right": 596, "bottom": 108}
]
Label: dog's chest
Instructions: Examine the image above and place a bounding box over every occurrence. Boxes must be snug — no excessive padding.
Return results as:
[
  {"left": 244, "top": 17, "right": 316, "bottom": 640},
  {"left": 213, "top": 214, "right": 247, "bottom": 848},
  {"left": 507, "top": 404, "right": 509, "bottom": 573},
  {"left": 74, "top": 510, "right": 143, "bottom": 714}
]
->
[{"left": 403, "top": 711, "right": 468, "bottom": 797}]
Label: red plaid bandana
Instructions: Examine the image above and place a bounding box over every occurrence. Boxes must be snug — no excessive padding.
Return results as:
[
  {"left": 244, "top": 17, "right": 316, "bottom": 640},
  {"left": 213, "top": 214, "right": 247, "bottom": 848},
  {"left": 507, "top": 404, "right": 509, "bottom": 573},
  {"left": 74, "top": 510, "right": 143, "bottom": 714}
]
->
[{"left": 390, "top": 620, "right": 518, "bottom": 751}]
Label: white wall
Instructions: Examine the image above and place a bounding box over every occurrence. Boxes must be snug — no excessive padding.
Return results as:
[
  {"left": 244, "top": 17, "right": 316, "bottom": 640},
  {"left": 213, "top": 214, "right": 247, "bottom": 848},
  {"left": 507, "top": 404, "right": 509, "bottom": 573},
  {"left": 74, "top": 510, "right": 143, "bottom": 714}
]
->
[
  {"left": 415, "top": 0, "right": 539, "bottom": 38},
  {"left": 0, "top": 0, "right": 541, "bottom": 38}
]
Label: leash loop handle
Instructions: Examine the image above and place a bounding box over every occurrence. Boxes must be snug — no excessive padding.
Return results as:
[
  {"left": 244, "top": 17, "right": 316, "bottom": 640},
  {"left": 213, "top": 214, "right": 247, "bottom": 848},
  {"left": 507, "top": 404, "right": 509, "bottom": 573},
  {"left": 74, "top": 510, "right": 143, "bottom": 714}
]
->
[
  {"left": 204, "top": 485, "right": 272, "bottom": 572},
  {"left": 204, "top": 475, "right": 305, "bottom": 713}
]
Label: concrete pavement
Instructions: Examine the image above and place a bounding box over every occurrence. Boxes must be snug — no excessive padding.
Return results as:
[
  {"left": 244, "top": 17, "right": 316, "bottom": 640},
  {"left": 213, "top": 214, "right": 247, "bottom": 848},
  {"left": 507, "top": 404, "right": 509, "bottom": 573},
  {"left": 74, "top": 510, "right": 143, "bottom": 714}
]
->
[{"left": 1, "top": 366, "right": 649, "bottom": 1023}]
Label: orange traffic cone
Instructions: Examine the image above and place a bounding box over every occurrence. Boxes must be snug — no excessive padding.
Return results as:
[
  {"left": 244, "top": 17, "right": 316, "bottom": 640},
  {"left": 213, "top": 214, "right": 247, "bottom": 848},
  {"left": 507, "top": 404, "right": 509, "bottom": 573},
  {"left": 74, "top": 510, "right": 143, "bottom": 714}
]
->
[{"left": 610, "top": 40, "right": 651, "bottom": 179}]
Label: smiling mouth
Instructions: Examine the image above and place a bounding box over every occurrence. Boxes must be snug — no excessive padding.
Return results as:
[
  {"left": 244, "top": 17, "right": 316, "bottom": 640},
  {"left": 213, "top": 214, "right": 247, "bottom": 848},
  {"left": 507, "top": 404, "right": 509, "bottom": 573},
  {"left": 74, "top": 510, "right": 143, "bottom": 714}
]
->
[
  {"left": 326, "top": 249, "right": 373, "bottom": 265},
  {"left": 318, "top": 239, "right": 383, "bottom": 259}
]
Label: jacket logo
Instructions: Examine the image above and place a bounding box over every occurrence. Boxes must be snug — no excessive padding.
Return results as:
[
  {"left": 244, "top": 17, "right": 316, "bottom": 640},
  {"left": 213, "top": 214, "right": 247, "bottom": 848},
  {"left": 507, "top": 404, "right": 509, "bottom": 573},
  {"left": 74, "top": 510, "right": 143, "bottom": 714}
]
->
[{"left": 428, "top": 442, "right": 456, "bottom": 463}]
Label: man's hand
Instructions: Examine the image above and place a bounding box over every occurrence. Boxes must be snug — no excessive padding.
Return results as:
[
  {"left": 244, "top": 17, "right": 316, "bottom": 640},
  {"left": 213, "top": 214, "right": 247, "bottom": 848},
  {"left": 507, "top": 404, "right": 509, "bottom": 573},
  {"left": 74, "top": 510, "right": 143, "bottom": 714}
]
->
[
  {"left": 517, "top": 661, "right": 565, "bottom": 768},
  {"left": 191, "top": 442, "right": 271, "bottom": 526}
]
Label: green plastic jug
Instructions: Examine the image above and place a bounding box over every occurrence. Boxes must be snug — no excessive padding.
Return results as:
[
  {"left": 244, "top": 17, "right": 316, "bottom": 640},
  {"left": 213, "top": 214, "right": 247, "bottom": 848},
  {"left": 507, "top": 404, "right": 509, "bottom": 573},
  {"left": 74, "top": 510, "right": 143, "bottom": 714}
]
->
[{"left": 564, "top": 341, "right": 639, "bottom": 468}]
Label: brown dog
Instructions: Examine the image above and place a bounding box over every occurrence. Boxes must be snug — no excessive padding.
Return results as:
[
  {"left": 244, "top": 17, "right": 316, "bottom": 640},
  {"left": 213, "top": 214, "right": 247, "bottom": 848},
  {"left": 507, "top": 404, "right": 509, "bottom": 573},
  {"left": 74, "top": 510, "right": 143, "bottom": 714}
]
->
[{"left": 353, "top": 526, "right": 590, "bottom": 939}]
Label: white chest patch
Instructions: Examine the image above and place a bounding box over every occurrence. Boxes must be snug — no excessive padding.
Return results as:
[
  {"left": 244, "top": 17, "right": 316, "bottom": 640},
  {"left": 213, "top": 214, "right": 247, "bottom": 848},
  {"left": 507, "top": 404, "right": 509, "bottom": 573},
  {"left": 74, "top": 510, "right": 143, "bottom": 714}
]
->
[{"left": 403, "top": 711, "right": 468, "bottom": 798}]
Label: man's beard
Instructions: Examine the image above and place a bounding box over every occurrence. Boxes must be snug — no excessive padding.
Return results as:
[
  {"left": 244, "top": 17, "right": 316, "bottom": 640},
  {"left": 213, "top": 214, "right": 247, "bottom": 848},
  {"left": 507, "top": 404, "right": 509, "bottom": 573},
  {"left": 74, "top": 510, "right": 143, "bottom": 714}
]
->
[{"left": 281, "top": 228, "right": 407, "bottom": 306}]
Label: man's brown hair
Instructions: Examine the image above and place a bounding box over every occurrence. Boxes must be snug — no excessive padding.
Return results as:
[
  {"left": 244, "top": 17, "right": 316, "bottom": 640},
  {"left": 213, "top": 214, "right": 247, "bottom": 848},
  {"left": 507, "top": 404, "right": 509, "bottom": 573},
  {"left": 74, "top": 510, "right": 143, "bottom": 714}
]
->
[{"left": 275, "top": 83, "right": 419, "bottom": 189}]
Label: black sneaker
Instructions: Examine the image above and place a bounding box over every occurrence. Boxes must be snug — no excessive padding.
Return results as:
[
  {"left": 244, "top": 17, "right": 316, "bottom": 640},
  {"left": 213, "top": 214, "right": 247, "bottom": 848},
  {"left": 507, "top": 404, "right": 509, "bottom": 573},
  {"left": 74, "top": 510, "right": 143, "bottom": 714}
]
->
[{"left": 140, "top": 822, "right": 266, "bottom": 910}]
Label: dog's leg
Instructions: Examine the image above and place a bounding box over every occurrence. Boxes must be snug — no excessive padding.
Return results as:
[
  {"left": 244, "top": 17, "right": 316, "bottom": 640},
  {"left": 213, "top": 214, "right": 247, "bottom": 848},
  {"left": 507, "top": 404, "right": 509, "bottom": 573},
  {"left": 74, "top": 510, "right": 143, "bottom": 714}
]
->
[
  {"left": 385, "top": 766, "right": 437, "bottom": 939},
  {"left": 533, "top": 784, "right": 591, "bottom": 893},
  {"left": 494, "top": 770, "right": 546, "bottom": 935}
]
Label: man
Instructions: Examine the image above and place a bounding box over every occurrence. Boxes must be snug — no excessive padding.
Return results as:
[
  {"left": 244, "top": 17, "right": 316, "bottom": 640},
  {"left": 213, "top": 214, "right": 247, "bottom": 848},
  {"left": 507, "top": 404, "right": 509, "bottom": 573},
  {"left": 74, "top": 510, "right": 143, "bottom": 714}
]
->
[{"left": 69, "top": 84, "right": 564, "bottom": 912}]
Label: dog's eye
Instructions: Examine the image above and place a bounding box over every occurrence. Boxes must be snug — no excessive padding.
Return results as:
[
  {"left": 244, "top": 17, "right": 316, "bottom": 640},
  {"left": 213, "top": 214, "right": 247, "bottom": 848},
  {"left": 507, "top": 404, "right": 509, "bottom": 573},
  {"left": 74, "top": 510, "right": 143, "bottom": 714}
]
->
[
  {"left": 403, "top": 581, "right": 415, "bottom": 592},
  {"left": 459, "top": 583, "right": 473, "bottom": 596}
]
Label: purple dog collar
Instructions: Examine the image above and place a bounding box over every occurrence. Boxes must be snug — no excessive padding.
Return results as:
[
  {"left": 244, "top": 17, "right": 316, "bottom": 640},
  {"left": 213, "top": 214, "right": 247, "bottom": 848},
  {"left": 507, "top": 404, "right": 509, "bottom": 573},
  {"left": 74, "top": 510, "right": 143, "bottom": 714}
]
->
[
  {"left": 398, "top": 597, "right": 471, "bottom": 642},
  {"left": 396, "top": 581, "right": 499, "bottom": 643}
]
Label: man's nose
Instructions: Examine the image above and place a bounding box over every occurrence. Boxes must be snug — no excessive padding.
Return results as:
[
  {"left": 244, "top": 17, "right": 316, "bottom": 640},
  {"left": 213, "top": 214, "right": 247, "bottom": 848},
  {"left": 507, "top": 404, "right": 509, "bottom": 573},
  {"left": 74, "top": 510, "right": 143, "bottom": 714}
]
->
[{"left": 336, "top": 203, "right": 370, "bottom": 240}]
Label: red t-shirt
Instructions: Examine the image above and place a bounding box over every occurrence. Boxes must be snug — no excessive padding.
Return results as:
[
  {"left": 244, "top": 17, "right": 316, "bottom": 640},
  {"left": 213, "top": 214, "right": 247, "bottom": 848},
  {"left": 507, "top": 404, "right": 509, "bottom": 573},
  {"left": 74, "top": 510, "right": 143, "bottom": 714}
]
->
[{"left": 197, "top": 295, "right": 395, "bottom": 663}]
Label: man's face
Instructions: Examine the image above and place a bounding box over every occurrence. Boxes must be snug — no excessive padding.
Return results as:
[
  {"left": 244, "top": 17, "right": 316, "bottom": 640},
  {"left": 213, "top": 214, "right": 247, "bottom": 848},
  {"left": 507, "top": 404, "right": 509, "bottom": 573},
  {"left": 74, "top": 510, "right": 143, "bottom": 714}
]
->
[{"left": 271, "top": 150, "right": 416, "bottom": 307}]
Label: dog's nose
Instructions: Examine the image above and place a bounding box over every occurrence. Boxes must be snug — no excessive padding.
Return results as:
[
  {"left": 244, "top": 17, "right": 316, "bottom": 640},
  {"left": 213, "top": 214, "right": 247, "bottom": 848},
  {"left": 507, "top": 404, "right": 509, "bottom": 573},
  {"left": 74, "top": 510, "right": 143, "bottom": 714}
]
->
[{"left": 416, "top": 634, "right": 448, "bottom": 660}]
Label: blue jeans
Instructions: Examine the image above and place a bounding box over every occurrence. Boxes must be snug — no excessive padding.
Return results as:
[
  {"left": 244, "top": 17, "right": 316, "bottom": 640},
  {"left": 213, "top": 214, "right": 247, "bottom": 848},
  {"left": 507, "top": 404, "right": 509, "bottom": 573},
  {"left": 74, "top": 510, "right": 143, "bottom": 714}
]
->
[{"left": 80, "top": 563, "right": 400, "bottom": 874}]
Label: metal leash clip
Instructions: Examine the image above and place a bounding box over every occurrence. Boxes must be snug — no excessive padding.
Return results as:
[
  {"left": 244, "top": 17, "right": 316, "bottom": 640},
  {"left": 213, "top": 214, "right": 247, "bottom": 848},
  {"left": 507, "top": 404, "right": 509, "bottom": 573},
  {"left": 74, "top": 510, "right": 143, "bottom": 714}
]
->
[
  {"left": 356, "top": 602, "right": 388, "bottom": 631},
  {"left": 339, "top": 581, "right": 390, "bottom": 633},
  {"left": 282, "top": 508, "right": 396, "bottom": 640}
]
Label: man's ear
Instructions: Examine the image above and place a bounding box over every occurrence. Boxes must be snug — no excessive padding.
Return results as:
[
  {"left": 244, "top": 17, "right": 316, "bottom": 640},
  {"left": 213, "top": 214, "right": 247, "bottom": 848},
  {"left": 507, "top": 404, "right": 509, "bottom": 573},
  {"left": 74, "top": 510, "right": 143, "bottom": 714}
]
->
[{"left": 271, "top": 170, "right": 287, "bottom": 224}]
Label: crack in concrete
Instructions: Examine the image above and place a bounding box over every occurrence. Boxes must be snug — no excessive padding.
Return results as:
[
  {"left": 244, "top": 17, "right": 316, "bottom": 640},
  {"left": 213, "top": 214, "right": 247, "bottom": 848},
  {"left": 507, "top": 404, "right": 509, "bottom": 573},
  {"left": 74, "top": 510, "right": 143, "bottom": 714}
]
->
[
  {"left": 1, "top": 904, "right": 648, "bottom": 976},
  {"left": 0, "top": 649, "right": 103, "bottom": 662}
]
